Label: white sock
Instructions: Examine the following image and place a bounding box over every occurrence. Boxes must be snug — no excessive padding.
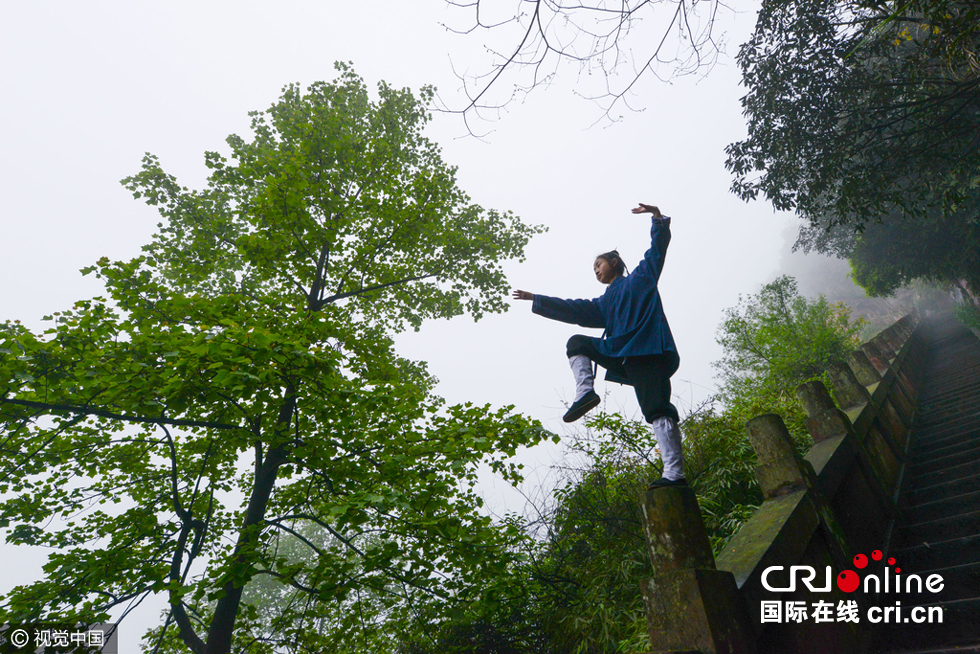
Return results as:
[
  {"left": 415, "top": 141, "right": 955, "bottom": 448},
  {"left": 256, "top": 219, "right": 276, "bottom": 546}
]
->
[
  {"left": 652, "top": 415, "right": 685, "bottom": 481},
  {"left": 568, "top": 355, "right": 595, "bottom": 402}
]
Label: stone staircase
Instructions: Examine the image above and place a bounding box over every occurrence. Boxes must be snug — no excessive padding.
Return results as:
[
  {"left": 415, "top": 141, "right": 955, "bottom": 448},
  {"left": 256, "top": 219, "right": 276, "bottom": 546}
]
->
[{"left": 871, "top": 316, "right": 980, "bottom": 653}]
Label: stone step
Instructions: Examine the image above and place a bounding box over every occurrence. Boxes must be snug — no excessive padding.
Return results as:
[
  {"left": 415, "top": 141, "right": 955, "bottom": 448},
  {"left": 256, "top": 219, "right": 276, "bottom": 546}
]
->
[
  {"left": 910, "top": 437, "right": 980, "bottom": 473},
  {"left": 913, "top": 405, "right": 980, "bottom": 431},
  {"left": 909, "top": 442, "right": 980, "bottom": 476},
  {"left": 904, "top": 489, "right": 980, "bottom": 525},
  {"left": 895, "top": 534, "right": 980, "bottom": 572},
  {"left": 897, "top": 509, "right": 980, "bottom": 546},
  {"left": 910, "top": 432, "right": 980, "bottom": 466},
  {"left": 914, "top": 392, "right": 980, "bottom": 420},
  {"left": 917, "top": 397, "right": 978, "bottom": 415},
  {"left": 924, "top": 359, "right": 980, "bottom": 379},
  {"left": 919, "top": 362, "right": 980, "bottom": 385},
  {"left": 917, "top": 377, "right": 980, "bottom": 401},
  {"left": 921, "top": 371, "right": 980, "bottom": 396},
  {"left": 906, "top": 457, "right": 980, "bottom": 494},
  {"left": 912, "top": 418, "right": 980, "bottom": 449},
  {"left": 904, "top": 473, "right": 980, "bottom": 506}
]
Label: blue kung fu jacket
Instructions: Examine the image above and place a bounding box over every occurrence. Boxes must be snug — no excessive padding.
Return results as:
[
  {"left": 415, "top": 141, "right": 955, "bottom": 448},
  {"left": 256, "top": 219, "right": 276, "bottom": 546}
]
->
[{"left": 531, "top": 216, "right": 678, "bottom": 385}]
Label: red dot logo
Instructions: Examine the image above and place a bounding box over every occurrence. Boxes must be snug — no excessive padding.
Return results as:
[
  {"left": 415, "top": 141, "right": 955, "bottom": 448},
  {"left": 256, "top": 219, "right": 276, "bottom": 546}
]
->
[
  {"left": 888, "top": 557, "right": 896, "bottom": 565},
  {"left": 853, "top": 553, "right": 868, "bottom": 569},
  {"left": 895, "top": 568, "right": 901, "bottom": 574},
  {"left": 872, "top": 550, "right": 883, "bottom": 561},
  {"left": 837, "top": 570, "right": 860, "bottom": 593}
]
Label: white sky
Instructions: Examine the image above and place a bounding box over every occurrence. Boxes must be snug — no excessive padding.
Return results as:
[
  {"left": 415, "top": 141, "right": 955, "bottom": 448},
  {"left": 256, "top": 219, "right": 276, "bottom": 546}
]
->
[{"left": 0, "top": 1, "right": 795, "bottom": 649}]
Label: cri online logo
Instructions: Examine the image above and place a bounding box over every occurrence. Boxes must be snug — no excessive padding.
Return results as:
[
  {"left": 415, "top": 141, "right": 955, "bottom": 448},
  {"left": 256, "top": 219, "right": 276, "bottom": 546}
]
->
[{"left": 762, "top": 550, "right": 945, "bottom": 595}]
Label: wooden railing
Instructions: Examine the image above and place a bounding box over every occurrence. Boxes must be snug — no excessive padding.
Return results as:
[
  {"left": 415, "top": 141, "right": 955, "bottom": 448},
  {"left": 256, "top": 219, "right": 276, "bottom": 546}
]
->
[{"left": 638, "top": 314, "right": 924, "bottom": 654}]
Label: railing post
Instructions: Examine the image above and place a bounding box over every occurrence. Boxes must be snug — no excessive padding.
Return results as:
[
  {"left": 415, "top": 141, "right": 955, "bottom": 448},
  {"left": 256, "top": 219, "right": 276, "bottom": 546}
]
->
[
  {"left": 797, "top": 380, "right": 898, "bottom": 531},
  {"left": 846, "top": 349, "right": 880, "bottom": 387},
  {"left": 797, "top": 381, "right": 855, "bottom": 444},
  {"left": 867, "top": 326, "right": 921, "bottom": 410},
  {"left": 744, "top": 415, "right": 849, "bottom": 569},
  {"left": 860, "top": 341, "right": 890, "bottom": 376},
  {"left": 872, "top": 331, "right": 897, "bottom": 360},
  {"left": 848, "top": 350, "right": 914, "bottom": 427},
  {"left": 826, "top": 362, "right": 871, "bottom": 414},
  {"left": 640, "top": 486, "right": 756, "bottom": 654},
  {"left": 874, "top": 319, "right": 924, "bottom": 408},
  {"left": 745, "top": 415, "right": 807, "bottom": 498},
  {"left": 828, "top": 361, "right": 905, "bottom": 460},
  {"left": 881, "top": 324, "right": 905, "bottom": 356}
]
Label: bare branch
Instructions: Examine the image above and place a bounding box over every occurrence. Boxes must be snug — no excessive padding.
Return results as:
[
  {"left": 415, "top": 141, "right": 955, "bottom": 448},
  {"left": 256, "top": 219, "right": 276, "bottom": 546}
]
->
[{"left": 438, "top": 0, "right": 731, "bottom": 128}]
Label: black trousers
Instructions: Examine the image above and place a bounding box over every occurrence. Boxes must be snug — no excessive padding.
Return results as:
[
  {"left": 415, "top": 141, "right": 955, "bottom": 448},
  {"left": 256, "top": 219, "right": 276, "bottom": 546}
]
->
[{"left": 566, "top": 334, "right": 680, "bottom": 423}]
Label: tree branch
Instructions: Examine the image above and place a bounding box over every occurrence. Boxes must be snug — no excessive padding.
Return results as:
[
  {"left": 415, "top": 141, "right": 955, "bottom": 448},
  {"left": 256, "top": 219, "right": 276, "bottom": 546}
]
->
[
  {"left": 1, "top": 397, "right": 244, "bottom": 432},
  {"left": 440, "top": 0, "right": 727, "bottom": 130},
  {"left": 315, "top": 272, "right": 441, "bottom": 309}
]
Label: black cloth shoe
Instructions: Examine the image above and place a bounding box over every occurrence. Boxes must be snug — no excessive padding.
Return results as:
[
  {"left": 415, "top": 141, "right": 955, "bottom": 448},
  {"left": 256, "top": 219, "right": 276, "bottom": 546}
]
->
[
  {"left": 648, "top": 477, "right": 687, "bottom": 489},
  {"left": 562, "top": 390, "right": 601, "bottom": 423}
]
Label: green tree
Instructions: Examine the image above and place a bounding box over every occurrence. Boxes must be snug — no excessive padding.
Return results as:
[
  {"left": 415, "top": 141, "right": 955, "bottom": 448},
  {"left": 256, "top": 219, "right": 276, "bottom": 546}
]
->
[
  {"left": 793, "top": 205, "right": 980, "bottom": 297},
  {"left": 0, "top": 64, "right": 549, "bottom": 654},
  {"left": 849, "top": 212, "right": 980, "bottom": 296},
  {"left": 726, "top": 0, "right": 980, "bottom": 226},
  {"left": 727, "top": 0, "right": 980, "bottom": 297},
  {"left": 715, "top": 276, "right": 864, "bottom": 418}
]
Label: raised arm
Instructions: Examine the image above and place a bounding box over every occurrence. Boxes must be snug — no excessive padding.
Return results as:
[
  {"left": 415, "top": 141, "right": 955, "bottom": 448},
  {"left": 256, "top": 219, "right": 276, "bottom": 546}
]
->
[{"left": 632, "top": 203, "right": 671, "bottom": 281}]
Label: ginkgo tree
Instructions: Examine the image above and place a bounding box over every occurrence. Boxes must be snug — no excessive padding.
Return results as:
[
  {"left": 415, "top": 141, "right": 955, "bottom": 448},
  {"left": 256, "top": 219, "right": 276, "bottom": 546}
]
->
[{"left": 0, "top": 64, "right": 549, "bottom": 654}]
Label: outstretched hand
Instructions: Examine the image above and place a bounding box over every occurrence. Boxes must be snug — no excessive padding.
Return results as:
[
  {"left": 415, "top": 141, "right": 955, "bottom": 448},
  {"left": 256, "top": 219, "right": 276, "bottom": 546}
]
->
[
  {"left": 632, "top": 203, "right": 662, "bottom": 218},
  {"left": 512, "top": 289, "right": 534, "bottom": 301}
]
